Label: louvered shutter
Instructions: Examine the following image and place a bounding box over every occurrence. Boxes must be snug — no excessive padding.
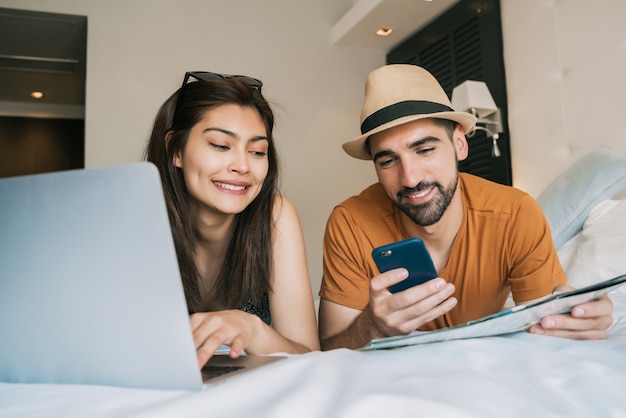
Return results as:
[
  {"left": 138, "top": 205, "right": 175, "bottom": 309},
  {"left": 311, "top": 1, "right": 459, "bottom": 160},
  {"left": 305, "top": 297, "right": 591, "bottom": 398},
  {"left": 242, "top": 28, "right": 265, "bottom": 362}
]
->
[{"left": 387, "top": 0, "right": 511, "bottom": 186}]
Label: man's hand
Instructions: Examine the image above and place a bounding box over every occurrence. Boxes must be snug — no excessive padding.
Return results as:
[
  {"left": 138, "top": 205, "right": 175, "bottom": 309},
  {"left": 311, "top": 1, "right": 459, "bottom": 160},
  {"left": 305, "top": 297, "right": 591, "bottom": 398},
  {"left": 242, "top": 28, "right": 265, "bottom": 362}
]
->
[
  {"left": 529, "top": 285, "right": 614, "bottom": 339},
  {"left": 319, "top": 268, "right": 456, "bottom": 350},
  {"left": 366, "top": 268, "right": 457, "bottom": 337}
]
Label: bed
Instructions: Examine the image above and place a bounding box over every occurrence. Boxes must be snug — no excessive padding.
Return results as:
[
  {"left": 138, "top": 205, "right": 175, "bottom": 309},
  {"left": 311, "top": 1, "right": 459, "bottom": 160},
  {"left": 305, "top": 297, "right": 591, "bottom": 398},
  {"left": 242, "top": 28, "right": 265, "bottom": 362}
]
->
[{"left": 1, "top": 147, "right": 626, "bottom": 417}]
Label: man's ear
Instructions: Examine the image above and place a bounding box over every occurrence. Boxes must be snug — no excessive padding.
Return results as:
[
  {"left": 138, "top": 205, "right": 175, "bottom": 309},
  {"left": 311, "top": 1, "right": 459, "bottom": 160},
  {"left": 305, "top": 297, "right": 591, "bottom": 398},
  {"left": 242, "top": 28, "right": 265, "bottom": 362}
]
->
[
  {"left": 165, "top": 131, "right": 183, "bottom": 168},
  {"left": 453, "top": 124, "right": 469, "bottom": 162}
]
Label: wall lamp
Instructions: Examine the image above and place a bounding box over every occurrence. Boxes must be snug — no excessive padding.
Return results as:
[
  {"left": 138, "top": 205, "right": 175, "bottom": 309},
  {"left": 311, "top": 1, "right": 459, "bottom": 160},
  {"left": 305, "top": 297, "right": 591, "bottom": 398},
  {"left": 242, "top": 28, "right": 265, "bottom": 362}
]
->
[{"left": 451, "top": 80, "right": 504, "bottom": 157}]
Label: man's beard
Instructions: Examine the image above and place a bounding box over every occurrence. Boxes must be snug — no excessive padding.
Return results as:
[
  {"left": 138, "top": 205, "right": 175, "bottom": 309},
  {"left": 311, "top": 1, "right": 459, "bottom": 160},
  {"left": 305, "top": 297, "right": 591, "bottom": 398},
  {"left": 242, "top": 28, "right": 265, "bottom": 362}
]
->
[{"left": 394, "top": 176, "right": 458, "bottom": 226}]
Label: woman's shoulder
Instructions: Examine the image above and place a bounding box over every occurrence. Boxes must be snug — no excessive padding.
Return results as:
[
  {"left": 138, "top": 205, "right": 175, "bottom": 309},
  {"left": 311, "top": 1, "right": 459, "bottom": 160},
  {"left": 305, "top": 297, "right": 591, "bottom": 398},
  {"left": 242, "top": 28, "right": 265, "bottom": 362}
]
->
[
  {"left": 270, "top": 195, "right": 307, "bottom": 262},
  {"left": 271, "top": 195, "right": 301, "bottom": 225},
  {"left": 272, "top": 194, "right": 295, "bottom": 213}
]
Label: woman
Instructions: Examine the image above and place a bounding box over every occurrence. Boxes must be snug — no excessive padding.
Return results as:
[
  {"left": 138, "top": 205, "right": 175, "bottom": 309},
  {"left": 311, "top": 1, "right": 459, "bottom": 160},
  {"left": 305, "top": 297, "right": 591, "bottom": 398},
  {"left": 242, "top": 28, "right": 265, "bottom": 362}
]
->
[{"left": 144, "top": 71, "right": 319, "bottom": 367}]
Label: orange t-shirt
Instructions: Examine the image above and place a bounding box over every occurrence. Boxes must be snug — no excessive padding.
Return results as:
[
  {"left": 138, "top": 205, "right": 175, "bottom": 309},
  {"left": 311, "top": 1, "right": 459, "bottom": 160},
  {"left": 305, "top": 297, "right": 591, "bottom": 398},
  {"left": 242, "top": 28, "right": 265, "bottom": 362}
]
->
[{"left": 319, "top": 173, "right": 566, "bottom": 331}]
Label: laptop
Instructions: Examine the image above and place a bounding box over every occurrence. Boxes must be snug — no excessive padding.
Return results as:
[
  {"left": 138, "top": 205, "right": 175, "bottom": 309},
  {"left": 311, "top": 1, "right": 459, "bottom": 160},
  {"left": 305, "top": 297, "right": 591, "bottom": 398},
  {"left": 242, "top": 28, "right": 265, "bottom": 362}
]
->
[{"left": 0, "top": 163, "right": 285, "bottom": 391}]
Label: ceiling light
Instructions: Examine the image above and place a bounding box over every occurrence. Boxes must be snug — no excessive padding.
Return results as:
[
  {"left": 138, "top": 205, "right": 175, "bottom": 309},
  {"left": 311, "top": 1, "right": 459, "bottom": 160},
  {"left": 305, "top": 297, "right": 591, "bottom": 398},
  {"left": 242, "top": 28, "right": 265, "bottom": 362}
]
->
[
  {"left": 376, "top": 27, "right": 393, "bottom": 36},
  {"left": 30, "top": 91, "right": 44, "bottom": 99}
]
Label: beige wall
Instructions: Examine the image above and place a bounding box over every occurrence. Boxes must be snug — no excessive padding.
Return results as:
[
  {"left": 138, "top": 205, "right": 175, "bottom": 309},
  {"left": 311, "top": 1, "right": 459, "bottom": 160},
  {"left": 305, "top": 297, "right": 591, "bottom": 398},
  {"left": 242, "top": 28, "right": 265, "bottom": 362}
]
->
[
  {"left": 501, "top": 0, "right": 626, "bottom": 196},
  {"left": 0, "top": 0, "right": 384, "bottom": 297},
  {"left": 3, "top": 0, "right": 625, "bottom": 300}
]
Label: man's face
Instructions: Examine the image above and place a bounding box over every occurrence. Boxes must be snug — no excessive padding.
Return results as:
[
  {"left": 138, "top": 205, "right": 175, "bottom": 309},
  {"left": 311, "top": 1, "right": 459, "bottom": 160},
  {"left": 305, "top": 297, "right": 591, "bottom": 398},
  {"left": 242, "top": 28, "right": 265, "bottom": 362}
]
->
[{"left": 368, "top": 118, "right": 468, "bottom": 226}]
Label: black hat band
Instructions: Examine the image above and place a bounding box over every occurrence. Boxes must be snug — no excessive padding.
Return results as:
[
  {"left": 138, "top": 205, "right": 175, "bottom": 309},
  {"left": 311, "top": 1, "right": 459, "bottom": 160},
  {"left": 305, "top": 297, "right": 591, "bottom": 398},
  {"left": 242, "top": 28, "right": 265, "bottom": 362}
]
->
[{"left": 360, "top": 100, "right": 454, "bottom": 135}]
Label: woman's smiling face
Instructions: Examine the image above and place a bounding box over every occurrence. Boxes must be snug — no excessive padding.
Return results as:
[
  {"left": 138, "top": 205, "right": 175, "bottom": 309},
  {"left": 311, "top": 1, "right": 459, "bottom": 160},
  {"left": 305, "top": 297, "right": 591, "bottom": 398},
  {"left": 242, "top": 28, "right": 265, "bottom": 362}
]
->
[{"left": 174, "top": 103, "right": 269, "bottom": 218}]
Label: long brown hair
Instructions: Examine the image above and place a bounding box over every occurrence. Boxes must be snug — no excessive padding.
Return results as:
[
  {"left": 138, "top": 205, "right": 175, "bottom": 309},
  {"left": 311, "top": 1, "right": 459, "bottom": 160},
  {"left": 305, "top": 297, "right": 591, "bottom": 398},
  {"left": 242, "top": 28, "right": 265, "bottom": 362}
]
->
[{"left": 143, "top": 78, "right": 279, "bottom": 312}]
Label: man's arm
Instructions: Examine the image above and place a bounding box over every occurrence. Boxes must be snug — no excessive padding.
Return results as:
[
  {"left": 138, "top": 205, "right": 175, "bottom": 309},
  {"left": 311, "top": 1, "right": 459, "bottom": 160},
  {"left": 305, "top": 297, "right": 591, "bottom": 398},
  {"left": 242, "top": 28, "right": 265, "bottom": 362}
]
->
[
  {"left": 318, "top": 299, "right": 378, "bottom": 350},
  {"left": 319, "top": 269, "right": 458, "bottom": 350},
  {"left": 505, "top": 195, "right": 615, "bottom": 339}
]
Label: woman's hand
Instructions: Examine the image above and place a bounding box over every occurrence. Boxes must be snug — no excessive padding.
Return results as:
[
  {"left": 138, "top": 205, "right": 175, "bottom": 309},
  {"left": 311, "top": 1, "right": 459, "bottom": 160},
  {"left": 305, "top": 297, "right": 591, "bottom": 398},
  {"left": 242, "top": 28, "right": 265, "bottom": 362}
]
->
[{"left": 190, "top": 310, "right": 261, "bottom": 368}]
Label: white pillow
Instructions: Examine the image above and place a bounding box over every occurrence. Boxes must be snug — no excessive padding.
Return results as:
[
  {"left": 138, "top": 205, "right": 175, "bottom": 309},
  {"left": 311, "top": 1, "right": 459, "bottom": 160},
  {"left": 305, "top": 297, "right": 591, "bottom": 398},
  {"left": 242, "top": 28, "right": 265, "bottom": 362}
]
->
[
  {"left": 558, "top": 199, "right": 626, "bottom": 289},
  {"left": 537, "top": 146, "right": 626, "bottom": 249}
]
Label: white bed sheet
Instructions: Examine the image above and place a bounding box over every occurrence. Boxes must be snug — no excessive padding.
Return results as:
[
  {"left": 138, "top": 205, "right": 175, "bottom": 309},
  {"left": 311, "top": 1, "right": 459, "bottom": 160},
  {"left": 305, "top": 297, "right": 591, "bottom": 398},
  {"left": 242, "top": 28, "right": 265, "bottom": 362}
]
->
[
  {"left": 3, "top": 198, "right": 626, "bottom": 418},
  {"left": 2, "top": 288, "right": 625, "bottom": 418}
]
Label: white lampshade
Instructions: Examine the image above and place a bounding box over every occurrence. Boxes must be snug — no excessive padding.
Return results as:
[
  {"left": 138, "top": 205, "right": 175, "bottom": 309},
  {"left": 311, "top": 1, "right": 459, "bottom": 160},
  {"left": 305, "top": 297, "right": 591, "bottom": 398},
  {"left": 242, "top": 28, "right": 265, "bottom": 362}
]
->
[{"left": 451, "top": 80, "right": 498, "bottom": 119}]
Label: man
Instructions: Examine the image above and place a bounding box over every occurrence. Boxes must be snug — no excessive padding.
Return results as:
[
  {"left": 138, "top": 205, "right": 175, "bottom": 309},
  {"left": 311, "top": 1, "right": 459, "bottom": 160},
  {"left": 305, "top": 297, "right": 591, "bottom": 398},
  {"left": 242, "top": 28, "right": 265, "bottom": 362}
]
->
[{"left": 318, "top": 64, "right": 613, "bottom": 350}]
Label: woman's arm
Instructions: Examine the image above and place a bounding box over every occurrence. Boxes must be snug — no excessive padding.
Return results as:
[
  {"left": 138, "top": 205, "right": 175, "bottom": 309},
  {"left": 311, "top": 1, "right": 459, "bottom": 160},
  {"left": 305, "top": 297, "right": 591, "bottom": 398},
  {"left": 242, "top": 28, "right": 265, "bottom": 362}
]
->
[
  {"left": 192, "top": 196, "right": 319, "bottom": 367},
  {"left": 265, "top": 196, "right": 320, "bottom": 352}
]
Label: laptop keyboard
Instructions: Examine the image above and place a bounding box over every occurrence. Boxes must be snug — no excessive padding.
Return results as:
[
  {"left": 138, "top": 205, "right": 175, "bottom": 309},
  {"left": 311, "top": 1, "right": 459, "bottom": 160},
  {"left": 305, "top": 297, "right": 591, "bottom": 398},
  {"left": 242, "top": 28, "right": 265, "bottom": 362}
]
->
[{"left": 201, "top": 365, "right": 244, "bottom": 380}]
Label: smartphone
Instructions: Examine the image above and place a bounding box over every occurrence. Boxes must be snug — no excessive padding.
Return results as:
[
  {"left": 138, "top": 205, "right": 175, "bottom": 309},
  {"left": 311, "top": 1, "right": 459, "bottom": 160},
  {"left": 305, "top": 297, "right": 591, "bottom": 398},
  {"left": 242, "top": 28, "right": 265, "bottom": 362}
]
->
[{"left": 372, "top": 237, "right": 438, "bottom": 293}]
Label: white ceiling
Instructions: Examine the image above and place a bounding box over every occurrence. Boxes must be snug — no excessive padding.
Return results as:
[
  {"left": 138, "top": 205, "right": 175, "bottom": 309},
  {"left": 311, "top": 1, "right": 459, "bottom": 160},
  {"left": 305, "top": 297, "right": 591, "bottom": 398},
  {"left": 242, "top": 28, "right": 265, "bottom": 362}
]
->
[{"left": 332, "top": 0, "right": 460, "bottom": 51}]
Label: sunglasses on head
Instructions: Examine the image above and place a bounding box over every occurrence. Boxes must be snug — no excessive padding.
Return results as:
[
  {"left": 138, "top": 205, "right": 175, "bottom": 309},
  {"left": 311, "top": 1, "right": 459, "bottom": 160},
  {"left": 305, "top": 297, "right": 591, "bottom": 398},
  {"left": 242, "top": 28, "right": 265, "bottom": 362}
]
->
[{"left": 172, "top": 71, "right": 263, "bottom": 126}]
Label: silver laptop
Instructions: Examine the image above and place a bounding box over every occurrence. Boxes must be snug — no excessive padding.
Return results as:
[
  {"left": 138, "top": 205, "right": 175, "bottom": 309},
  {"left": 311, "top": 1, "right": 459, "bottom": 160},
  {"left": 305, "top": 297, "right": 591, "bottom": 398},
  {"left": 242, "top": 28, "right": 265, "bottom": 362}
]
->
[{"left": 0, "top": 163, "right": 285, "bottom": 391}]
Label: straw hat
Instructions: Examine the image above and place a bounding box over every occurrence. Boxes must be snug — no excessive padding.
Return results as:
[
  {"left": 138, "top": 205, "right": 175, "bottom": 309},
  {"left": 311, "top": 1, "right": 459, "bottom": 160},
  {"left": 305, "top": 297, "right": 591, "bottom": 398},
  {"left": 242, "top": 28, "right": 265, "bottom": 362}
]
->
[{"left": 342, "top": 64, "right": 477, "bottom": 160}]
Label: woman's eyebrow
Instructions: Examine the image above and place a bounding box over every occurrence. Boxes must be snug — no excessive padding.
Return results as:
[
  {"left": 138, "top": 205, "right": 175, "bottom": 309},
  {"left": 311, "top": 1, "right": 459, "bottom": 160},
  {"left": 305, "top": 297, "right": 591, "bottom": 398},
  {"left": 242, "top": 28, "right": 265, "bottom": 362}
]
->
[{"left": 202, "top": 127, "right": 268, "bottom": 142}]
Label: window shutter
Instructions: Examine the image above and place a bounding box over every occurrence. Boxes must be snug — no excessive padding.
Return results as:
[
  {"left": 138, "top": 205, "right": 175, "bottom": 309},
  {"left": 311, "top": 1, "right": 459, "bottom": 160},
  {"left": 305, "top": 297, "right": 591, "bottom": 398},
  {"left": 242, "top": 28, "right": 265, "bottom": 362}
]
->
[{"left": 387, "top": 0, "right": 511, "bottom": 185}]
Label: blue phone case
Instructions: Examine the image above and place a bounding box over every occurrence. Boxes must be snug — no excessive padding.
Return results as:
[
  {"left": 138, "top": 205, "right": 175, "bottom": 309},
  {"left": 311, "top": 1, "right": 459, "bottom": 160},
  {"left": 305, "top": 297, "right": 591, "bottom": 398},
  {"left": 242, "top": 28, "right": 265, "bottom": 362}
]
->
[{"left": 372, "top": 237, "right": 438, "bottom": 293}]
